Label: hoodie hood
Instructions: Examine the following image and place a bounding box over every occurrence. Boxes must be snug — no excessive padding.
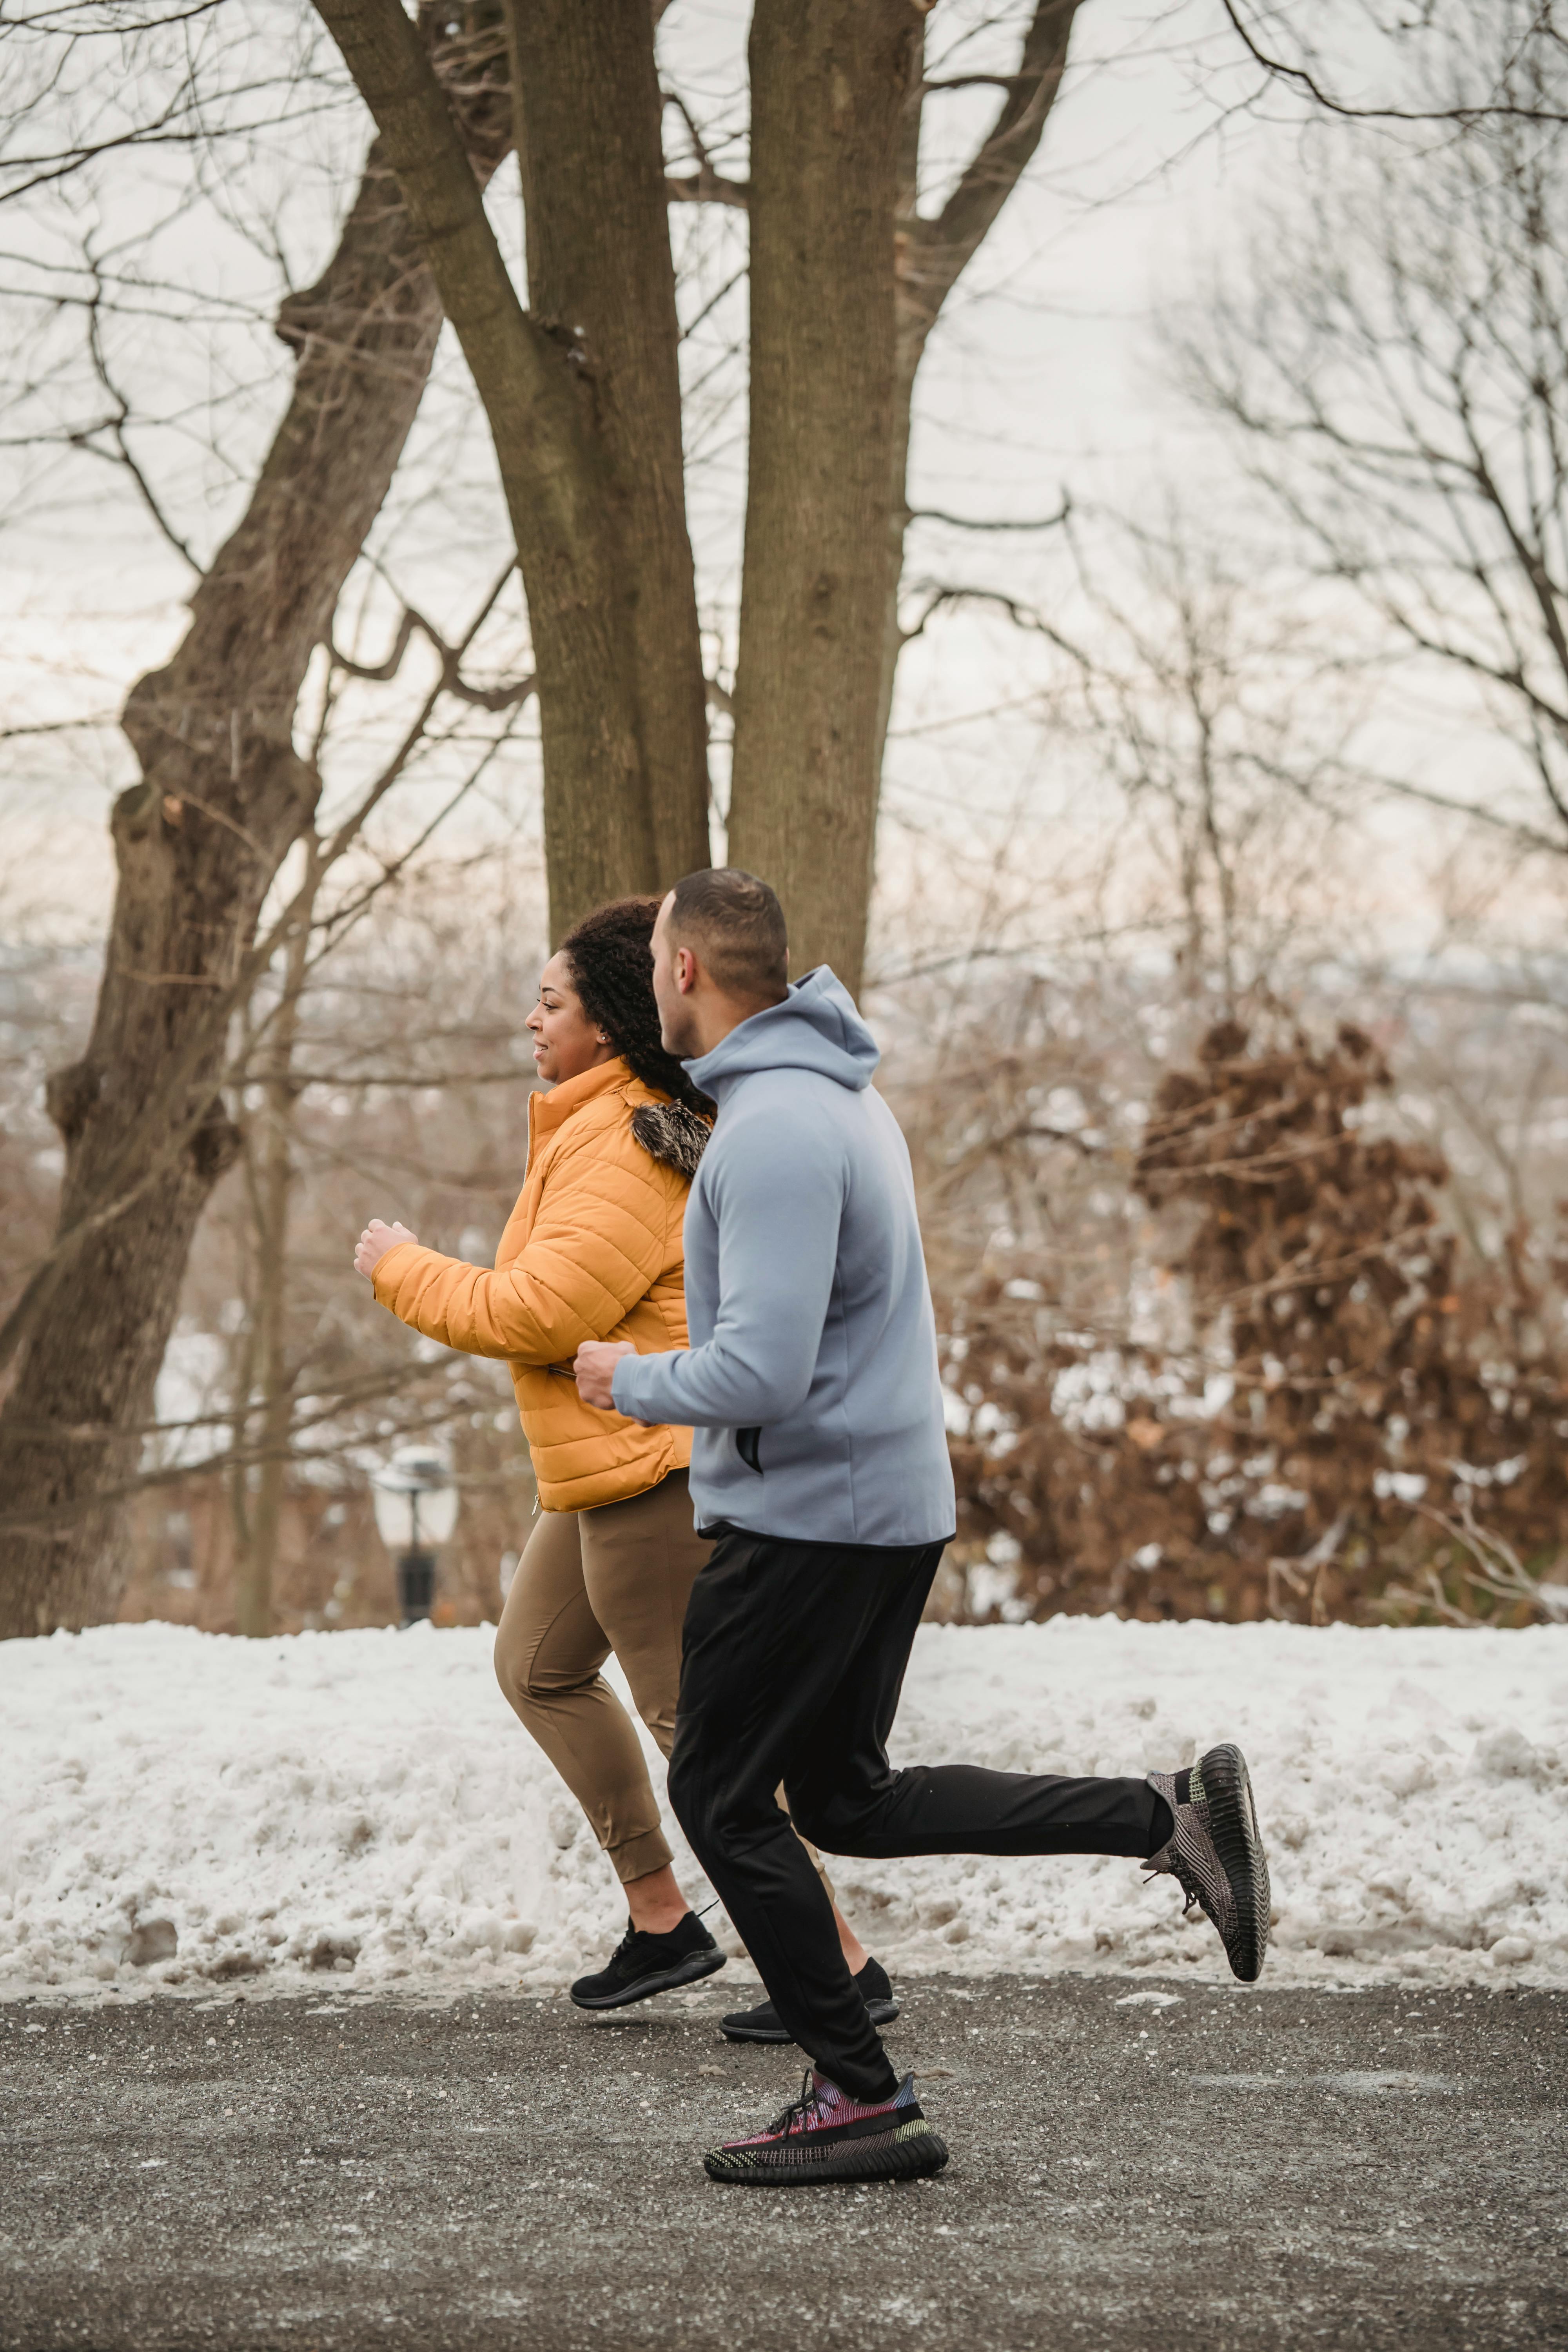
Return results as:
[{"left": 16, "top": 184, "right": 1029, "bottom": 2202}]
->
[{"left": 686, "top": 966, "right": 879, "bottom": 1104}]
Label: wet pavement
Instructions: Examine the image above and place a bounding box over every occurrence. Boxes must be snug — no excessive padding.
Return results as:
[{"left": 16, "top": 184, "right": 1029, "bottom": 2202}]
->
[{"left": 2, "top": 1973, "right": 1564, "bottom": 2350}]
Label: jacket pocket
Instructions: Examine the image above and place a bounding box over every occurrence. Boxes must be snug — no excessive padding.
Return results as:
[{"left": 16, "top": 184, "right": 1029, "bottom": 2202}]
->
[{"left": 735, "top": 1426, "right": 763, "bottom": 1475}]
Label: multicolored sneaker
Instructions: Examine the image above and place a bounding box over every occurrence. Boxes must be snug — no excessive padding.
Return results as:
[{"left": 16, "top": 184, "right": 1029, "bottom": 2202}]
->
[
  {"left": 720, "top": 1955, "right": 900, "bottom": 2045},
  {"left": 702, "top": 2069, "right": 947, "bottom": 2186},
  {"left": 1145, "top": 1742, "right": 1270, "bottom": 1983}
]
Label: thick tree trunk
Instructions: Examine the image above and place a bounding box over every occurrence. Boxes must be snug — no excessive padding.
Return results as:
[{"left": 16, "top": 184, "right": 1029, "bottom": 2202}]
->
[
  {"left": 318, "top": 0, "right": 1075, "bottom": 984},
  {"left": 509, "top": 0, "right": 711, "bottom": 888},
  {"left": 0, "top": 104, "right": 495, "bottom": 1635},
  {"left": 726, "top": 0, "right": 918, "bottom": 997},
  {"left": 314, "top": 0, "right": 712, "bottom": 936}
]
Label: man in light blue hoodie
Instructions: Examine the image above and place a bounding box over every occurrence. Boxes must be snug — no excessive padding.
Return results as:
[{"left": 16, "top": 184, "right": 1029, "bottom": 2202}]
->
[{"left": 575, "top": 869, "right": 1270, "bottom": 2187}]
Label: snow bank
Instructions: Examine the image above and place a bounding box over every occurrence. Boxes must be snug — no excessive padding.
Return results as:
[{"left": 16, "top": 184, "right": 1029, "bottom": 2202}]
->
[{"left": 3, "top": 1618, "right": 1565, "bottom": 2001}]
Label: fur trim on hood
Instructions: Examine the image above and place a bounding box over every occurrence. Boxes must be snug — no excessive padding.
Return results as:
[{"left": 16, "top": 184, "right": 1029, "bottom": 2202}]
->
[{"left": 631, "top": 1099, "right": 710, "bottom": 1180}]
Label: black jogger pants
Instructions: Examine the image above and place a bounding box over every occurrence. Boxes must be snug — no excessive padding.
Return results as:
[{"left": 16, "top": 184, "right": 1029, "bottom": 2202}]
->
[{"left": 666, "top": 1525, "right": 1167, "bottom": 2101}]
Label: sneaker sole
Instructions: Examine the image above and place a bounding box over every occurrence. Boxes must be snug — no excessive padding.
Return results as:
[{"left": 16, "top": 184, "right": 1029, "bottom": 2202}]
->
[
  {"left": 719, "top": 1997, "right": 901, "bottom": 2045},
  {"left": 703, "top": 2119, "right": 948, "bottom": 2186},
  {"left": 1200, "top": 1742, "right": 1270, "bottom": 1984},
  {"left": 570, "top": 1948, "right": 726, "bottom": 2012}
]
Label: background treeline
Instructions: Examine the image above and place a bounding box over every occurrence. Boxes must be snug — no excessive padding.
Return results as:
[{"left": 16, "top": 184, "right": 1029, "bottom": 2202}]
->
[
  {"left": 8, "top": 864, "right": 1567, "bottom": 1635},
  {"left": 4, "top": 0, "right": 1568, "bottom": 1635}
]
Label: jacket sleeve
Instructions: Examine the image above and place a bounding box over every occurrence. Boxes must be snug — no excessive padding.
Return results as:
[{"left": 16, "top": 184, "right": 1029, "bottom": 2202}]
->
[
  {"left": 372, "top": 1126, "right": 676, "bottom": 1364},
  {"left": 611, "top": 1105, "right": 844, "bottom": 1429}
]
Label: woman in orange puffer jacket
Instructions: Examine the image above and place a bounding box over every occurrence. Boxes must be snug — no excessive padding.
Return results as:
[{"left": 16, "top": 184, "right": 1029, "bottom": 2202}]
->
[
  {"left": 354, "top": 898, "right": 722, "bottom": 2005},
  {"left": 352, "top": 898, "right": 875, "bottom": 2020}
]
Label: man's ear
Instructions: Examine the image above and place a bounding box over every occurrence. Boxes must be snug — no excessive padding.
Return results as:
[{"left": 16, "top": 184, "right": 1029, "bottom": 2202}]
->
[{"left": 676, "top": 944, "right": 699, "bottom": 997}]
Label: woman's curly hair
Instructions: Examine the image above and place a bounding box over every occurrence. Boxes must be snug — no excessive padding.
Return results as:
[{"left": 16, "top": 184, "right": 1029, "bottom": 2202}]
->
[{"left": 557, "top": 897, "right": 713, "bottom": 1117}]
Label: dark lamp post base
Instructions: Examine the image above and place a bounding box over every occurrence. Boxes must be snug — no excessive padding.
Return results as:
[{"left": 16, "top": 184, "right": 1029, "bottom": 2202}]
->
[{"left": 398, "top": 1549, "right": 437, "bottom": 1627}]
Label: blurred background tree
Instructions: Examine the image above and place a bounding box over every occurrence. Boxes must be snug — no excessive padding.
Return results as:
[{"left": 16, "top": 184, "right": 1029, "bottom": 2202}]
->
[{"left": 3, "top": 0, "right": 1567, "bottom": 1636}]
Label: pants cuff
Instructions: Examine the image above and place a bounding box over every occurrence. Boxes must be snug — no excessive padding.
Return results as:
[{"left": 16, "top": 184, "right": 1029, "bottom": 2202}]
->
[
  {"left": 608, "top": 1825, "right": 675, "bottom": 1886},
  {"left": 823, "top": 2055, "right": 900, "bottom": 2102}
]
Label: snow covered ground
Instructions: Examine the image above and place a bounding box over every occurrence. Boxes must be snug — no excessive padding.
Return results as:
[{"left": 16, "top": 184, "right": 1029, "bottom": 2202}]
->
[{"left": 2, "top": 1617, "right": 1565, "bottom": 2002}]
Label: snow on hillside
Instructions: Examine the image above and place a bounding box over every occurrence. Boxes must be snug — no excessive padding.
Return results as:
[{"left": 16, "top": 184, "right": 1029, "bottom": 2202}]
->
[{"left": 2, "top": 1617, "right": 1564, "bottom": 2001}]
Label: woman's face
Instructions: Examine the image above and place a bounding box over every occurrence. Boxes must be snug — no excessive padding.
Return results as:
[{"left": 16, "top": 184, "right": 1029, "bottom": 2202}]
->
[{"left": 525, "top": 951, "right": 616, "bottom": 1088}]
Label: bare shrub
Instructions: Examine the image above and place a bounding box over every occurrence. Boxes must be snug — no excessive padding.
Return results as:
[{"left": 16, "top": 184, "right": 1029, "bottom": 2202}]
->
[{"left": 929, "top": 1011, "right": 1568, "bottom": 1624}]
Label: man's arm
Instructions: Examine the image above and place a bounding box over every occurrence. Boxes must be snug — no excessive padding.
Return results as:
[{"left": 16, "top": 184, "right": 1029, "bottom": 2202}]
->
[{"left": 606, "top": 1111, "right": 845, "bottom": 1428}]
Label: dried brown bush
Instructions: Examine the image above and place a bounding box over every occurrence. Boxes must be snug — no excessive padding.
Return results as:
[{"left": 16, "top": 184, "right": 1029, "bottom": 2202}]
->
[{"left": 938, "top": 1017, "right": 1568, "bottom": 1625}]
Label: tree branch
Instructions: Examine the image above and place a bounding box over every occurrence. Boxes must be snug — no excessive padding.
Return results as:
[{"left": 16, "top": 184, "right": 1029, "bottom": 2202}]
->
[
  {"left": 920, "top": 74, "right": 1034, "bottom": 94},
  {"left": 310, "top": 0, "right": 612, "bottom": 559},
  {"left": 659, "top": 83, "right": 748, "bottom": 203},
  {"left": 0, "top": 564, "right": 521, "bottom": 1383},
  {"left": 327, "top": 583, "right": 535, "bottom": 711},
  {"left": 910, "top": 495, "right": 1071, "bottom": 533},
  {"left": 902, "top": 0, "right": 1080, "bottom": 340},
  {"left": 899, "top": 580, "right": 1090, "bottom": 668},
  {"left": 1218, "top": 0, "right": 1568, "bottom": 129},
  {"left": 76, "top": 280, "right": 203, "bottom": 571},
  {"left": 664, "top": 167, "right": 749, "bottom": 207}
]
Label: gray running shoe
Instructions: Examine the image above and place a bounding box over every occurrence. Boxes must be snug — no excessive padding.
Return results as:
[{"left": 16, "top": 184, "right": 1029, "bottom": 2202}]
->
[{"left": 1144, "top": 1743, "right": 1270, "bottom": 1982}]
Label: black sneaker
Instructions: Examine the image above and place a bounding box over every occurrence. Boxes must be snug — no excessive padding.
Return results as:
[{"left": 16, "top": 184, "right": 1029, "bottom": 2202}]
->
[
  {"left": 720, "top": 1955, "right": 899, "bottom": 2044},
  {"left": 703, "top": 2068, "right": 947, "bottom": 2186},
  {"left": 569, "top": 1911, "right": 726, "bottom": 2011},
  {"left": 1144, "top": 1742, "right": 1270, "bottom": 1983}
]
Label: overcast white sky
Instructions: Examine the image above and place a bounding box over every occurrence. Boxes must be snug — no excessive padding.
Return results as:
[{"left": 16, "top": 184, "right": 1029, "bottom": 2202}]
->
[{"left": 0, "top": 0, "right": 1541, "bottom": 969}]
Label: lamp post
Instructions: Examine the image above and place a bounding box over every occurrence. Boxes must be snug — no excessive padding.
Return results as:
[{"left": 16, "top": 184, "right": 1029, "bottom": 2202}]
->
[{"left": 370, "top": 1447, "right": 459, "bottom": 1626}]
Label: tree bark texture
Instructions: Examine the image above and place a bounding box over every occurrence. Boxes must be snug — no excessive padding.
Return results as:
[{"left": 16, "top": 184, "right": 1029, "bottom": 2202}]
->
[
  {"left": 509, "top": 0, "right": 711, "bottom": 889},
  {"left": 231, "top": 893, "right": 312, "bottom": 1639},
  {"left": 0, "top": 92, "right": 499, "bottom": 1635},
  {"left": 726, "top": 0, "right": 920, "bottom": 997},
  {"left": 314, "top": 0, "right": 713, "bottom": 936}
]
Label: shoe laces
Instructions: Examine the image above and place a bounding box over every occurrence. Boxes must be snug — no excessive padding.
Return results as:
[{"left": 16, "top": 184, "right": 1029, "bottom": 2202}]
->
[
  {"left": 1142, "top": 1842, "right": 1202, "bottom": 1919},
  {"left": 607, "top": 1919, "right": 655, "bottom": 1971},
  {"left": 760, "top": 2069, "right": 827, "bottom": 2141}
]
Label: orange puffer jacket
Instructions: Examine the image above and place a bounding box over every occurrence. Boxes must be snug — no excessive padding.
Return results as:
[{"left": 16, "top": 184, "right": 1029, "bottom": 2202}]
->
[{"left": 371, "top": 1057, "right": 709, "bottom": 1512}]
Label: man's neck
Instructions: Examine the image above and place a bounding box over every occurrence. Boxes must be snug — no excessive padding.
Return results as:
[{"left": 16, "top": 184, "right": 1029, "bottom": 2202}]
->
[{"left": 690, "top": 988, "right": 784, "bottom": 1060}]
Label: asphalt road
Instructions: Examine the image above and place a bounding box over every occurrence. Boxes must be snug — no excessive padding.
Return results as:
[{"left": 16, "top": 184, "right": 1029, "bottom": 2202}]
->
[{"left": 2, "top": 1973, "right": 1564, "bottom": 2352}]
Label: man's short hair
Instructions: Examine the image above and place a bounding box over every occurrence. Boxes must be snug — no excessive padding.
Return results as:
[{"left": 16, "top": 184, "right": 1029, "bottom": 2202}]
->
[{"left": 669, "top": 868, "right": 788, "bottom": 1002}]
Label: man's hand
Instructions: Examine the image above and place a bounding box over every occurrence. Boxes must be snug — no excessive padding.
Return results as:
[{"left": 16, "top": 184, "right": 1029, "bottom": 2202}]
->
[
  {"left": 574, "top": 1338, "right": 636, "bottom": 1411},
  {"left": 354, "top": 1218, "right": 419, "bottom": 1281}
]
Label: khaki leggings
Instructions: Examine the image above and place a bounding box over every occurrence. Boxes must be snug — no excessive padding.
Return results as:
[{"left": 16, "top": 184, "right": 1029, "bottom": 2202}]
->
[{"left": 493, "top": 1470, "right": 833, "bottom": 1898}]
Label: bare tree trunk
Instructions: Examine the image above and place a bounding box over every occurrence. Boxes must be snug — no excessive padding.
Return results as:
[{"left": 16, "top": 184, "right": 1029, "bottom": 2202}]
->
[
  {"left": 319, "top": 0, "right": 1077, "bottom": 991},
  {"left": 508, "top": 0, "right": 711, "bottom": 886},
  {"left": 727, "top": 0, "right": 1079, "bottom": 991},
  {"left": 236, "top": 1102, "right": 294, "bottom": 1641},
  {"left": 232, "top": 889, "right": 312, "bottom": 1638},
  {"left": 726, "top": 0, "right": 917, "bottom": 996},
  {"left": 224, "top": 1297, "right": 259, "bottom": 1622},
  {"left": 313, "top": 0, "right": 712, "bottom": 934},
  {"left": 0, "top": 75, "right": 507, "bottom": 1635}
]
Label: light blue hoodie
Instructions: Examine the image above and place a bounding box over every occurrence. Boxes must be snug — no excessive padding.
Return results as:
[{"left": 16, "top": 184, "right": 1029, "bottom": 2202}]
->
[{"left": 611, "top": 968, "right": 955, "bottom": 1547}]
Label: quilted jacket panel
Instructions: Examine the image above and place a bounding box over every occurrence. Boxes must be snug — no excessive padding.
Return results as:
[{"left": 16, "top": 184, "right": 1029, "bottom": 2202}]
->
[{"left": 372, "top": 1058, "right": 699, "bottom": 1510}]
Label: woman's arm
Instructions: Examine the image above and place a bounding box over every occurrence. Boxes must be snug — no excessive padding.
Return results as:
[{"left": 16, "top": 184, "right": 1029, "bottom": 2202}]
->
[{"left": 371, "top": 1131, "right": 678, "bottom": 1366}]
